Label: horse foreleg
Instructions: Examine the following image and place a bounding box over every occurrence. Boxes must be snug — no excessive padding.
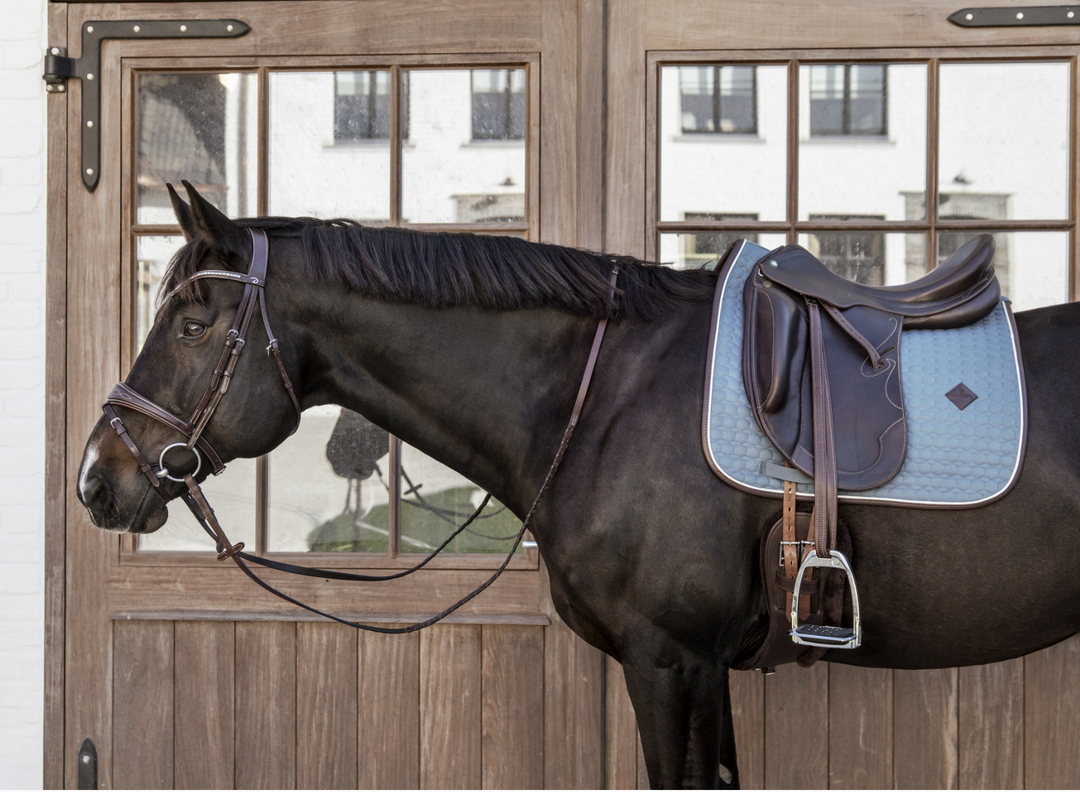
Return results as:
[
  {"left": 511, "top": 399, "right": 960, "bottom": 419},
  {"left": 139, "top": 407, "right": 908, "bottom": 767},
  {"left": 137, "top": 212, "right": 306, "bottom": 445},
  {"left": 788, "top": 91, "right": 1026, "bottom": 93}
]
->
[{"left": 623, "top": 662, "right": 738, "bottom": 789}]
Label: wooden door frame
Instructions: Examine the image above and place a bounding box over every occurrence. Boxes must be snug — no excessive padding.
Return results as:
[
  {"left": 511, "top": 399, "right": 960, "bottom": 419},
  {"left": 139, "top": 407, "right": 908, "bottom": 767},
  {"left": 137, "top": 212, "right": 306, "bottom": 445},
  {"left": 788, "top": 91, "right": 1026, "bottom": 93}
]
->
[
  {"left": 45, "top": 0, "right": 609, "bottom": 787},
  {"left": 604, "top": 1, "right": 1080, "bottom": 787}
]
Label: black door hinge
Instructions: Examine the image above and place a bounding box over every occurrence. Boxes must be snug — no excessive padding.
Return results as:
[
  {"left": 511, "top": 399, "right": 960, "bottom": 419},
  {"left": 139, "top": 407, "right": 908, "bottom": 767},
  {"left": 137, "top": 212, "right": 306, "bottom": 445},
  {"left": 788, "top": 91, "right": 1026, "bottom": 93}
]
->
[
  {"left": 76, "top": 738, "right": 97, "bottom": 790},
  {"left": 950, "top": 6, "right": 1080, "bottom": 26},
  {"left": 43, "top": 19, "right": 251, "bottom": 192}
]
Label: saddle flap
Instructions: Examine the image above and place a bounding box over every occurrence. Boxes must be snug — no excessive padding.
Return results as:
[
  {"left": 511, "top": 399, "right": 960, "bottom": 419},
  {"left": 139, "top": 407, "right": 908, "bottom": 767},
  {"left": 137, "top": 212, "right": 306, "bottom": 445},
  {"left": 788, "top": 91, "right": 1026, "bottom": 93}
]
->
[{"left": 743, "top": 266, "right": 907, "bottom": 491}]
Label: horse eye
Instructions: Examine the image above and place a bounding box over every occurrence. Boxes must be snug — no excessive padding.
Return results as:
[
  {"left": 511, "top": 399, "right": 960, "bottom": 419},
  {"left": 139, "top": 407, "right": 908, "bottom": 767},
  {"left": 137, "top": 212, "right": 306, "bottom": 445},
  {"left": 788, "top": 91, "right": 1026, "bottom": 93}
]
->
[{"left": 182, "top": 321, "right": 206, "bottom": 339}]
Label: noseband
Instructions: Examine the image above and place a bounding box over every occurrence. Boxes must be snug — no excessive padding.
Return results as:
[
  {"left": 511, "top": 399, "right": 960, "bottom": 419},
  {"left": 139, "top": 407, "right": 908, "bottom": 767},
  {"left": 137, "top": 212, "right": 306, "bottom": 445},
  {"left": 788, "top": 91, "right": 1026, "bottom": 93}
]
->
[{"left": 102, "top": 228, "right": 301, "bottom": 496}]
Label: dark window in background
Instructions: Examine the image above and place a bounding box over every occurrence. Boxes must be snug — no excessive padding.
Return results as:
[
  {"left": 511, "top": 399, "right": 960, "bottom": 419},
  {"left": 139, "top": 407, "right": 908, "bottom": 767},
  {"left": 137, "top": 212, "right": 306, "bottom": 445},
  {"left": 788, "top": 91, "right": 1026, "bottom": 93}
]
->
[
  {"left": 808, "top": 215, "right": 886, "bottom": 284},
  {"left": 681, "top": 212, "right": 759, "bottom": 265},
  {"left": 810, "top": 64, "right": 887, "bottom": 136},
  {"left": 679, "top": 66, "right": 757, "bottom": 134},
  {"left": 471, "top": 69, "right": 526, "bottom": 140},
  {"left": 335, "top": 71, "right": 409, "bottom": 141}
]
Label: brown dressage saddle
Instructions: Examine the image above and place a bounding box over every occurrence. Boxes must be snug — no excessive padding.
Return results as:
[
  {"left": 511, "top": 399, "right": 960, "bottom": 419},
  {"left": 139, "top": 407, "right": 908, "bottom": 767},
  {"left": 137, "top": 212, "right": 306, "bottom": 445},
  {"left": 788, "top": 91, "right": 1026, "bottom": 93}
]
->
[{"left": 741, "top": 234, "right": 1000, "bottom": 651}]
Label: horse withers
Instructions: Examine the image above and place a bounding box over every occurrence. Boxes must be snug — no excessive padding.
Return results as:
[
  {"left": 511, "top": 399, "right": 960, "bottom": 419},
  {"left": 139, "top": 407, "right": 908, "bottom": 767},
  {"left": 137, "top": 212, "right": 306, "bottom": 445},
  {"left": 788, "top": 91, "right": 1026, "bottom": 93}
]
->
[{"left": 78, "top": 182, "right": 1080, "bottom": 788}]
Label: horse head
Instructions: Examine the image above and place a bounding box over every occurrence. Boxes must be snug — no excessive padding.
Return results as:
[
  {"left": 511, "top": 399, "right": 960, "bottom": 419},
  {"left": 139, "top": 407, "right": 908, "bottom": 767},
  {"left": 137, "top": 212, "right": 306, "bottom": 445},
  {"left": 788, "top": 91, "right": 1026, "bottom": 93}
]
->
[{"left": 77, "top": 182, "right": 302, "bottom": 533}]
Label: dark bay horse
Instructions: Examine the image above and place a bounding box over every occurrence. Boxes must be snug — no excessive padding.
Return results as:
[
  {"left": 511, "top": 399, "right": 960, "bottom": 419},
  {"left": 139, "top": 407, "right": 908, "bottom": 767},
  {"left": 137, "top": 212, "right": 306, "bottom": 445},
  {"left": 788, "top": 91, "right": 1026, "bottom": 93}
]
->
[{"left": 78, "top": 183, "right": 1080, "bottom": 788}]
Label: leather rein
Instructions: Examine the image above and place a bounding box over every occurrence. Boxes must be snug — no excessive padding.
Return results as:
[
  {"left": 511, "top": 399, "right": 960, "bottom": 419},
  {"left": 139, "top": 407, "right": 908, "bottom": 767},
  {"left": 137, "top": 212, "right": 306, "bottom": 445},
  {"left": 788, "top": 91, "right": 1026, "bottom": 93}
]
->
[{"left": 102, "top": 227, "right": 619, "bottom": 634}]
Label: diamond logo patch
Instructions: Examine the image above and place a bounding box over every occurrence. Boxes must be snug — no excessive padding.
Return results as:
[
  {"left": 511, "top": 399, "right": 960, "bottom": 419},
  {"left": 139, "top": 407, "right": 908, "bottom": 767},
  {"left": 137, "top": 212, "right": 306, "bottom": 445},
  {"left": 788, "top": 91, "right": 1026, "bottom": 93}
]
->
[{"left": 945, "top": 382, "right": 978, "bottom": 411}]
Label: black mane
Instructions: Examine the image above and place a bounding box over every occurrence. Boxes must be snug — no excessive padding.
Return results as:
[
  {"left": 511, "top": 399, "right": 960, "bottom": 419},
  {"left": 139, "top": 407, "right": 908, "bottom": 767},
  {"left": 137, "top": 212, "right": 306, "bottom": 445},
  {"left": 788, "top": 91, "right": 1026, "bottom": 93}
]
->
[{"left": 161, "top": 216, "right": 717, "bottom": 321}]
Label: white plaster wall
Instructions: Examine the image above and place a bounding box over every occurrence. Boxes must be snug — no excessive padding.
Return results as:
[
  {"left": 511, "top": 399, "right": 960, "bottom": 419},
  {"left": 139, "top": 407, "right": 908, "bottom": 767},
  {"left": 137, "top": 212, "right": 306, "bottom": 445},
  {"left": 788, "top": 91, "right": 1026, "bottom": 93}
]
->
[{"left": 0, "top": 0, "right": 47, "bottom": 787}]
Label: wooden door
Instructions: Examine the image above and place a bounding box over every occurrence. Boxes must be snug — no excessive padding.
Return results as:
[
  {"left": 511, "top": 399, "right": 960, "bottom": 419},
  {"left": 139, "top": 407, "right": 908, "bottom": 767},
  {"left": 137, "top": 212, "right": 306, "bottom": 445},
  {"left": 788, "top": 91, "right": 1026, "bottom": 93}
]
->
[
  {"left": 46, "top": 1, "right": 623, "bottom": 788},
  {"left": 604, "top": 0, "right": 1080, "bottom": 787}
]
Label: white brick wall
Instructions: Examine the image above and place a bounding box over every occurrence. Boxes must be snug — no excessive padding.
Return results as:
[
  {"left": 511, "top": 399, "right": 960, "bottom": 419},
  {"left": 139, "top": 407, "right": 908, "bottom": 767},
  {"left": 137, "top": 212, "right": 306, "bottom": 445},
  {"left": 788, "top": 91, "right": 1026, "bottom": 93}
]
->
[{"left": 0, "top": 0, "right": 48, "bottom": 787}]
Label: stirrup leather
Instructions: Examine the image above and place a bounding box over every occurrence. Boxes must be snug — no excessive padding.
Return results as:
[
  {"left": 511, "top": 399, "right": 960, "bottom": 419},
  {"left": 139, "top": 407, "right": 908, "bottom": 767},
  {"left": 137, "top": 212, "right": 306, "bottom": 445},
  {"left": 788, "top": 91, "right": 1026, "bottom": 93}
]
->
[{"left": 790, "top": 550, "right": 862, "bottom": 649}]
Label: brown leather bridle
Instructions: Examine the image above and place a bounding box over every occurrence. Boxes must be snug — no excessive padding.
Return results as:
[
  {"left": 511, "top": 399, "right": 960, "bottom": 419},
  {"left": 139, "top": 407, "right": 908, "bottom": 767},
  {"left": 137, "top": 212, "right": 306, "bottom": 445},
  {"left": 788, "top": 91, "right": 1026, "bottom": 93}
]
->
[
  {"left": 103, "top": 228, "right": 300, "bottom": 501},
  {"left": 101, "top": 226, "right": 618, "bottom": 633}
]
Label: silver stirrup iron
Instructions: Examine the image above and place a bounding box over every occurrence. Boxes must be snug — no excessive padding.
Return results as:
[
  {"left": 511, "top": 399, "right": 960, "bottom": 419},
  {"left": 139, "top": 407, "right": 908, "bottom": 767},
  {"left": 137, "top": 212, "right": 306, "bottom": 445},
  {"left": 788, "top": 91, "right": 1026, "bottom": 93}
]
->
[{"left": 790, "top": 550, "right": 862, "bottom": 649}]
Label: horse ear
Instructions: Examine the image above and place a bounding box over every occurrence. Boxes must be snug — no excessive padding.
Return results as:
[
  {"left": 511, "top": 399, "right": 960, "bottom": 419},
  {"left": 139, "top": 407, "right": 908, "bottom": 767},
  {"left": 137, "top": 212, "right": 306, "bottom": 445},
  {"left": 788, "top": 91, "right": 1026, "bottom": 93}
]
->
[
  {"left": 181, "top": 179, "right": 251, "bottom": 266},
  {"left": 167, "top": 183, "right": 197, "bottom": 242}
]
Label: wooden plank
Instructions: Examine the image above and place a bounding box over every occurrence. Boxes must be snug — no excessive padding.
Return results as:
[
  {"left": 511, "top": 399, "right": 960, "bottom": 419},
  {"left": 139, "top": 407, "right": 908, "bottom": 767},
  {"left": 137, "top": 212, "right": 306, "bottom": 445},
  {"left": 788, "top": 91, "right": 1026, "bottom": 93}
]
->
[
  {"left": 109, "top": 565, "right": 544, "bottom": 618},
  {"left": 604, "top": 655, "right": 641, "bottom": 790},
  {"left": 43, "top": 4, "right": 68, "bottom": 787},
  {"left": 174, "top": 621, "right": 234, "bottom": 790},
  {"left": 112, "top": 621, "right": 173, "bottom": 790},
  {"left": 73, "top": 0, "right": 542, "bottom": 58},
  {"left": 605, "top": 0, "right": 648, "bottom": 256},
  {"left": 544, "top": 619, "right": 604, "bottom": 789},
  {"left": 540, "top": 0, "right": 579, "bottom": 246},
  {"left": 481, "top": 625, "right": 544, "bottom": 789},
  {"left": 893, "top": 667, "right": 958, "bottom": 789},
  {"left": 358, "top": 628, "right": 420, "bottom": 789},
  {"left": 577, "top": 0, "right": 606, "bottom": 251},
  {"left": 642, "top": 0, "right": 1080, "bottom": 50},
  {"left": 958, "top": 658, "right": 1023, "bottom": 789},
  {"left": 763, "top": 662, "right": 828, "bottom": 789},
  {"left": 728, "top": 669, "right": 765, "bottom": 790},
  {"left": 235, "top": 622, "right": 297, "bottom": 789},
  {"left": 828, "top": 665, "right": 893, "bottom": 790},
  {"left": 64, "top": 5, "right": 122, "bottom": 787},
  {"left": 420, "top": 624, "right": 482, "bottom": 789},
  {"left": 1025, "top": 635, "right": 1080, "bottom": 789},
  {"left": 297, "top": 622, "right": 358, "bottom": 790}
]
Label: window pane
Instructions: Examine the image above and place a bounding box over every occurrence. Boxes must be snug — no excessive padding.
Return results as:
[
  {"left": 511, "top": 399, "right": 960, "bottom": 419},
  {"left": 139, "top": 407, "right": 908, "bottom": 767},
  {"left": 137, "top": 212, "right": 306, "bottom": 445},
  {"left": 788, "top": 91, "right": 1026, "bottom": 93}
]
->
[
  {"left": 269, "top": 71, "right": 392, "bottom": 221},
  {"left": 399, "top": 445, "right": 522, "bottom": 555},
  {"left": 403, "top": 69, "right": 527, "bottom": 224},
  {"left": 268, "top": 407, "right": 391, "bottom": 553},
  {"left": 939, "top": 62, "right": 1070, "bottom": 221},
  {"left": 800, "top": 63, "right": 925, "bottom": 221},
  {"left": 134, "top": 239, "right": 257, "bottom": 552},
  {"left": 136, "top": 72, "right": 258, "bottom": 225},
  {"left": 659, "top": 231, "right": 787, "bottom": 269},
  {"left": 798, "top": 232, "right": 927, "bottom": 286},
  {"left": 937, "top": 231, "right": 1068, "bottom": 311},
  {"left": 660, "top": 65, "right": 787, "bottom": 222}
]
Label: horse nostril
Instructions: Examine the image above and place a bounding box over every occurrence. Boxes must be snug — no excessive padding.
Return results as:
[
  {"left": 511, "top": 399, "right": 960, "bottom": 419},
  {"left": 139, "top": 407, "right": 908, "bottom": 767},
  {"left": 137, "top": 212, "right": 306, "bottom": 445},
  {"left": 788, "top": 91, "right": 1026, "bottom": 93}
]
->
[{"left": 80, "top": 473, "right": 110, "bottom": 512}]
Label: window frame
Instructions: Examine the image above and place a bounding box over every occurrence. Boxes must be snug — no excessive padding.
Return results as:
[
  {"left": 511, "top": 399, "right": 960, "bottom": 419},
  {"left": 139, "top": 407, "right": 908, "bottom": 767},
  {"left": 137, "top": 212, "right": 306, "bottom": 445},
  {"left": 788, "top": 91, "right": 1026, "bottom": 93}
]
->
[
  {"left": 648, "top": 48, "right": 1078, "bottom": 296},
  {"left": 120, "top": 54, "right": 541, "bottom": 570}
]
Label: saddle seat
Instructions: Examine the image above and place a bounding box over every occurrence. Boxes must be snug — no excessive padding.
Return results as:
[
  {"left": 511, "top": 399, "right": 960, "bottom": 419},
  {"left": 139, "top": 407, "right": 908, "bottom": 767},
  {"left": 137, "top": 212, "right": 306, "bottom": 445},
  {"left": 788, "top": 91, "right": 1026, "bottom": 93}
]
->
[
  {"left": 740, "top": 234, "right": 1002, "bottom": 651},
  {"left": 759, "top": 233, "right": 999, "bottom": 329}
]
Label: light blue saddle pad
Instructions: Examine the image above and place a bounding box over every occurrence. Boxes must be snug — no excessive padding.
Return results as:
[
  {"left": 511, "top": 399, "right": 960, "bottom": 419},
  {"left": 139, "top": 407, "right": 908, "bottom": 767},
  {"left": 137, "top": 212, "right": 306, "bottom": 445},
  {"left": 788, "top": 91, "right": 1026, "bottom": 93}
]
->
[{"left": 703, "top": 240, "right": 1027, "bottom": 507}]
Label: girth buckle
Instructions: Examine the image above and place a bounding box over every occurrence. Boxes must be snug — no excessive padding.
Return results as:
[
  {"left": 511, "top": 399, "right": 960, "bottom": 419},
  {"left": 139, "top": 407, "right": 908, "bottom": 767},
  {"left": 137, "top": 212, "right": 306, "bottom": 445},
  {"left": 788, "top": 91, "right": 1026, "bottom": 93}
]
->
[{"left": 790, "top": 549, "right": 862, "bottom": 649}]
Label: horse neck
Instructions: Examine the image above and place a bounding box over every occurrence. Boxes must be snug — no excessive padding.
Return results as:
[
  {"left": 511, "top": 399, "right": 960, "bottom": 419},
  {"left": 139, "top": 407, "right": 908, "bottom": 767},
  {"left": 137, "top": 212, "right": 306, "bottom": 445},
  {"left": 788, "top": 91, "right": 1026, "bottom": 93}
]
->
[{"left": 286, "top": 285, "right": 601, "bottom": 512}]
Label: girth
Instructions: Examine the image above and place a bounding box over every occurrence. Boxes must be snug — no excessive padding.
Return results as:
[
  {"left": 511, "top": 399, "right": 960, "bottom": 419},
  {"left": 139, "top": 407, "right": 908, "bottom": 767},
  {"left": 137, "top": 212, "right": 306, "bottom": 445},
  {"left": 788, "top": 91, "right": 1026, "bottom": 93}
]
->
[{"left": 103, "top": 228, "right": 301, "bottom": 492}]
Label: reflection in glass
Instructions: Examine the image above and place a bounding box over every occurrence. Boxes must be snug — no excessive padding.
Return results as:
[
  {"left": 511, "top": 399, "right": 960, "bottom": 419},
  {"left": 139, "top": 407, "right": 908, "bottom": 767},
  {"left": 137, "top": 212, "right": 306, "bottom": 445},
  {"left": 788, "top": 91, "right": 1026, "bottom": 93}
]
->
[
  {"left": 133, "top": 234, "right": 258, "bottom": 552},
  {"left": 137, "top": 457, "right": 258, "bottom": 552},
  {"left": 660, "top": 65, "right": 787, "bottom": 222},
  {"left": 659, "top": 232, "right": 787, "bottom": 269},
  {"left": 269, "top": 72, "right": 392, "bottom": 221},
  {"left": 809, "top": 65, "right": 886, "bottom": 136},
  {"left": 798, "top": 232, "right": 926, "bottom": 286},
  {"left": 268, "top": 407, "right": 391, "bottom": 553},
  {"left": 399, "top": 445, "right": 522, "bottom": 555},
  {"left": 938, "top": 231, "right": 1067, "bottom": 311},
  {"left": 135, "top": 235, "right": 184, "bottom": 353},
  {"left": 939, "top": 62, "right": 1070, "bottom": 221},
  {"left": 335, "top": 71, "right": 392, "bottom": 141},
  {"left": 679, "top": 66, "right": 757, "bottom": 134},
  {"left": 799, "top": 64, "right": 926, "bottom": 221},
  {"left": 136, "top": 72, "right": 257, "bottom": 225},
  {"left": 402, "top": 69, "right": 527, "bottom": 224},
  {"left": 471, "top": 69, "right": 526, "bottom": 140}
]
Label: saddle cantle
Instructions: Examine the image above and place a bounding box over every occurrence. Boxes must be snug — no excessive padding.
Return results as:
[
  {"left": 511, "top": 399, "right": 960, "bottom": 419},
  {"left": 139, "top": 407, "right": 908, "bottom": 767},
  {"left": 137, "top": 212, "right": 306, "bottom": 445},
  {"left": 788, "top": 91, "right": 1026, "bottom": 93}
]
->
[{"left": 741, "top": 234, "right": 1001, "bottom": 650}]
